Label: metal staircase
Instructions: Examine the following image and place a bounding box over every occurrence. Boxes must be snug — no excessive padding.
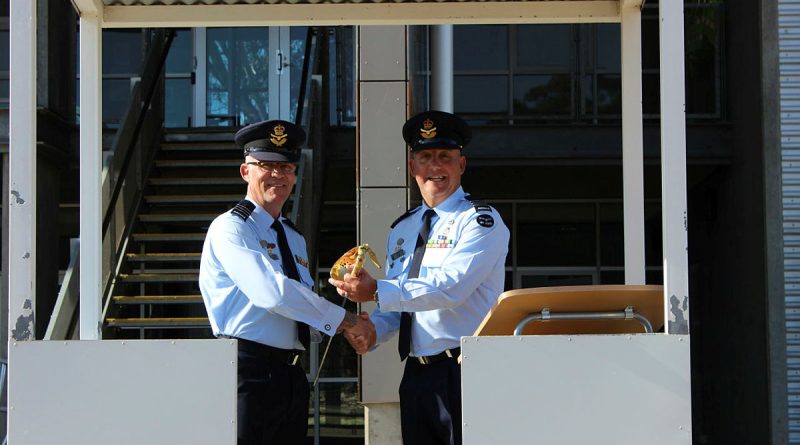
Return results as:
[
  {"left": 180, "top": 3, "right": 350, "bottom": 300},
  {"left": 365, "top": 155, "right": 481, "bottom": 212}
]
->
[
  {"left": 103, "top": 129, "right": 306, "bottom": 338},
  {"left": 45, "top": 27, "right": 327, "bottom": 341}
]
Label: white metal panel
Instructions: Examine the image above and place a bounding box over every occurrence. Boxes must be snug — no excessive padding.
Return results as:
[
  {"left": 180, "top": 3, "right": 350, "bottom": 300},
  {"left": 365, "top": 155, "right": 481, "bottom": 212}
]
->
[
  {"left": 359, "top": 82, "right": 408, "bottom": 188},
  {"left": 79, "top": 15, "right": 103, "bottom": 340},
  {"left": 780, "top": 0, "right": 800, "bottom": 442},
  {"left": 658, "top": 0, "right": 689, "bottom": 334},
  {"left": 9, "top": 0, "right": 37, "bottom": 341},
  {"left": 359, "top": 188, "right": 407, "bottom": 403},
  {"left": 461, "top": 335, "right": 692, "bottom": 445},
  {"left": 359, "top": 26, "right": 406, "bottom": 81},
  {"left": 8, "top": 340, "right": 237, "bottom": 444}
]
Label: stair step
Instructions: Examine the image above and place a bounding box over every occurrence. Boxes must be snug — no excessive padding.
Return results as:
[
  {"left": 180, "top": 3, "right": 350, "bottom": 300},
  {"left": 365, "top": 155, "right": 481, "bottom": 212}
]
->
[
  {"left": 118, "top": 273, "right": 199, "bottom": 283},
  {"left": 149, "top": 177, "right": 243, "bottom": 186},
  {"left": 139, "top": 213, "right": 217, "bottom": 223},
  {"left": 113, "top": 295, "right": 203, "bottom": 305},
  {"left": 144, "top": 194, "right": 240, "bottom": 204},
  {"left": 106, "top": 317, "right": 210, "bottom": 328},
  {"left": 155, "top": 159, "right": 240, "bottom": 168},
  {"left": 125, "top": 253, "right": 201, "bottom": 262},
  {"left": 132, "top": 233, "right": 206, "bottom": 242}
]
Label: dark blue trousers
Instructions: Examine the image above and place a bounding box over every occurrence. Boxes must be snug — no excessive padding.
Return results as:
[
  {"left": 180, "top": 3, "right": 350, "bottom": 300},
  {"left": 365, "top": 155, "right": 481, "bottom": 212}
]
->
[
  {"left": 399, "top": 357, "right": 462, "bottom": 445},
  {"left": 237, "top": 347, "right": 309, "bottom": 445}
]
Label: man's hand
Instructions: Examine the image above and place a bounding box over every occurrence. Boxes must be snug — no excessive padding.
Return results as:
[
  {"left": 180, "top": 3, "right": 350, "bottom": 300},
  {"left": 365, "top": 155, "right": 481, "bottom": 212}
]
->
[
  {"left": 328, "top": 266, "right": 378, "bottom": 303},
  {"left": 339, "top": 312, "right": 376, "bottom": 354}
]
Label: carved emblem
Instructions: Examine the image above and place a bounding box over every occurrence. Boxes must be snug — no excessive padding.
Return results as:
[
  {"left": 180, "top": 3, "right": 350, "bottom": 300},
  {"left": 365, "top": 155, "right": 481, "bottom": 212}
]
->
[
  {"left": 420, "top": 118, "right": 437, "bottom": 139},
  {"left": 270, "top": 124, "right": 288, "bottom": 147}
]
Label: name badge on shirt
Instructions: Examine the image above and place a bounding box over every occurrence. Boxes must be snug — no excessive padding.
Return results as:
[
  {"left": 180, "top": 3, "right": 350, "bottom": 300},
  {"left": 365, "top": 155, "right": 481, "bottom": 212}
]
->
[{"left": 295, "top": 255, "right": 309, "bottom": 268}]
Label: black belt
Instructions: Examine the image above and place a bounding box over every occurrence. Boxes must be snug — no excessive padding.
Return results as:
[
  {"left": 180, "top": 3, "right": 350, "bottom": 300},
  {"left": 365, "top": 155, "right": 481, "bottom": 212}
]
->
[
  {"left": 218, "top": 335, "right": 301, "bottom": 366},
  {"left": 414, "top": 347, "right": 461, "bottom": 365}
]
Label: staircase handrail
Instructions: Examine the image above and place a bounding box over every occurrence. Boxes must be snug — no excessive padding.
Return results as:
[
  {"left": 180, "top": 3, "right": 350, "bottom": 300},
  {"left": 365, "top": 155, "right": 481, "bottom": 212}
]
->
[
  {"left": 45, "top": 29, "right": 174, "bottom": 339},
  {"left": 100, "top": 29, "right": 176, "bottom": 324},
  {"left": 292, "top": 28, "right": 327, "bottom": 273}
]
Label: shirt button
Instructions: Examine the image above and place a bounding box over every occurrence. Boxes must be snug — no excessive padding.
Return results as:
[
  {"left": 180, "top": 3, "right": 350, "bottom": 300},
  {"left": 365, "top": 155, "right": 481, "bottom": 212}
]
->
[{"left": 325, "top": 324, "right": 332, "bottom": 331}]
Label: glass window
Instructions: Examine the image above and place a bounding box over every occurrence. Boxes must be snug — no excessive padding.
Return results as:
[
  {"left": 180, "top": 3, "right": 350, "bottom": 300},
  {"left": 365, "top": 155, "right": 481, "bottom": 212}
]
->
[
  {"left": 409, "top": 26, "right": 431, "bottom": 115},
  {"left": 645, "top": 203, "right": 663, "bottom": 267},
  {"left": 290, "top": 27, "right": 308, "bottom": 123},
  {"left": 596, "top": 74, "right": 621, "bottom": 115},
  {"left": 0, "top": 29, "right": 8, "bottom": 71},
  {"left": 454, "top": 25, "right": 508, "bottom": 71},
  {"left": 516, "top": 25, "right": 572, "bottom": 70},
  {"left": 206, "top": 27, "right": 270, "bottom": 126},
  {"left": 599, "top": 203, "right": 624, "bottom": 267},
  {"left": 454, "top": 75, "right": 507, "bottom": 114},
  {"left": 685, "top": 5, "right": 721, "bottom": 115},
  {"left": 103, "top": 30, "right": 142, "bottom": 75},
  {"left": 332, "top": 26, "right": 357, "bottom": 126},
  {"left": 513, "top": 74, "right": 571, "bottom": 117},
  {"left": 102, "top": 78, "right": 133, "bottom": 126},
  {"left": 516, "top": 203, "right": 596, "bottom": 267},
  {"left": 492, "top": 203, "right": 514, "bottom": 267},
  {"left": 165, "top": 78, "right": 192, "bottom": 128},
  {"left": 595, "top": 24, "right": 621, "bottom": 72},
  {"left": 165, "top": 29, "right": 193, "bottom": 74}
]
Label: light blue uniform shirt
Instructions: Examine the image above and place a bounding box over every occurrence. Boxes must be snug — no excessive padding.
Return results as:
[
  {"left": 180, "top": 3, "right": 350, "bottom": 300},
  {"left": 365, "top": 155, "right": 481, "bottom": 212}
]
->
[
  {"left": 199, "top": 197, "right": 345, "bottom": 350},
  {"left": 371, "top": 187, "right": 510, "bottom": 357}
]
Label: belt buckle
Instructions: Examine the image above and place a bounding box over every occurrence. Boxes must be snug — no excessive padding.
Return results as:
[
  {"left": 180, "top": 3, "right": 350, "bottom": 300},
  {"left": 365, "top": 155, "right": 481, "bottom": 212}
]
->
[
  {"left": 416, "top": 356, "right": 430, "bottom": 365},
  {"left": 290, "top": 353, "right": 300, "bottom": 366}
]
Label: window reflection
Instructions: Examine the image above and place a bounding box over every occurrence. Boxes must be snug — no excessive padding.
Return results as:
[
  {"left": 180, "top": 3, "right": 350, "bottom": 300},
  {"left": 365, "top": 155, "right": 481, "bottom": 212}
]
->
[
  {"left": 206, "top": 28, "right": 269, "bottom": 126},
  {"left": 451, "top": 3, "right": 723, "bottom": 123},
  {"left": 513, "top": 74, "right": 571, "bottom": 117}
]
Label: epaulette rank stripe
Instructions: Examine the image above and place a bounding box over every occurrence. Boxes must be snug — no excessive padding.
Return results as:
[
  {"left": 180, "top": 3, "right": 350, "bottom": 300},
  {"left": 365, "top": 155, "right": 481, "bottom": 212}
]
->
[
  {"left": 390, "top": 207, "right": 420, "bottom": 228},
  {"left": 281, "top": 218, "right": 304, "bottom": 236},
  {"left": 231, "top": 200, "right": 256, "bottom": 221},
  {"left": 465, "top": 195, "right": 492, "bottom": 213}
]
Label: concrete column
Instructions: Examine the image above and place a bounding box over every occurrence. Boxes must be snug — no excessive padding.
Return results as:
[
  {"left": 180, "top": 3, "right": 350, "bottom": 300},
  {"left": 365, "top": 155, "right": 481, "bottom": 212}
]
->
[
  {"left": 431, "top": 25, "right": 453, "bottom": 112},
  {"left": 358, "top": 25, "right": 408, "bottom": 445}
]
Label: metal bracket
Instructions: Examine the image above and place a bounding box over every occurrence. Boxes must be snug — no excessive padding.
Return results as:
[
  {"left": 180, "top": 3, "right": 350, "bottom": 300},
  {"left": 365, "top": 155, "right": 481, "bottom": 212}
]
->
[{"left": 513, "top": 307, "right": 654, "bottom": 336}]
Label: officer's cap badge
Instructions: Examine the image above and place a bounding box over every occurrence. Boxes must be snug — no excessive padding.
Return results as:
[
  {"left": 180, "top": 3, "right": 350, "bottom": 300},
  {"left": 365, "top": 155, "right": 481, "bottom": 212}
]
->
[
  {"left": 420, "top": 118, "right": 437, "bottom": 139},
  {"left": 270, "top": 124, "right": 288, "bottom": 147}
]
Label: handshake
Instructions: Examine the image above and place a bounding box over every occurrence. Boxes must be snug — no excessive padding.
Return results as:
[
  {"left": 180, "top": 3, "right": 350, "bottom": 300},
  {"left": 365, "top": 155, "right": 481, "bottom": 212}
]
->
[
  {"left": 337, "top": 311, "right": 376, "bottom": 354},
  {"left": 330, "top": 265, "right": 382, "bottom": 354}
]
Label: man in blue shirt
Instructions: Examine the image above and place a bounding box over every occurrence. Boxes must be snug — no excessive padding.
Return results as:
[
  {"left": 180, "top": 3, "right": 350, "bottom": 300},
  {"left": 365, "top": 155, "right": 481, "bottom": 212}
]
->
[
  {"left": 200, "top": 119, "right": 375, "bottom": 445},
  {"left": 329, "top": 111, "right": 510, "bottom": 445}
]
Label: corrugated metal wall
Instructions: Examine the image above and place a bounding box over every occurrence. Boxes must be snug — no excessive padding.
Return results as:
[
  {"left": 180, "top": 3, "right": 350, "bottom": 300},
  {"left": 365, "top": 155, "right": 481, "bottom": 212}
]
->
[{"left": 781, "top": 0, "right": 800, "bottom": 442}]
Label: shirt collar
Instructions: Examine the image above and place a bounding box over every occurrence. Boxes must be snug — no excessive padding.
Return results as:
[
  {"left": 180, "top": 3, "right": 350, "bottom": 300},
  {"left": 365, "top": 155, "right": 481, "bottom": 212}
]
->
[
  {"left": 422, "top": 187, "right": 466, "bottom": 218},
  {"left": 245, "top": 197, "right": 282, "bottom": 230}
]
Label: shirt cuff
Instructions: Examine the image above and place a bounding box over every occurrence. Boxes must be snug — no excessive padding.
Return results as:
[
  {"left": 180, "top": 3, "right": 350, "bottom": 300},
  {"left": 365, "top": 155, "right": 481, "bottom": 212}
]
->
[
  {"left": 376, "top": 279, "right": 403, "bottom": 312},
  {"left": 317, "top": 304, "right": 346, "bottom": 337}
]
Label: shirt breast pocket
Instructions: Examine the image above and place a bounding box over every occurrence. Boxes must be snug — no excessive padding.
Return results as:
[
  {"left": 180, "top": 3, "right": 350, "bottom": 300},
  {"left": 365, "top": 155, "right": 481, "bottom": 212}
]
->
[
  {"left": 421, "top": 247, "right": 450, "bottom": 269},
  {"left": 386, "top": 254, "right": 410, "bottom": 279}
]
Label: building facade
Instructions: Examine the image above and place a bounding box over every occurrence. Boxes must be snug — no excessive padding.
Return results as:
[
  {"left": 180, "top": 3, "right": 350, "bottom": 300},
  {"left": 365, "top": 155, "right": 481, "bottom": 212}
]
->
[{"left": 0, "top": 0, "right": 789, "bottom": 443}]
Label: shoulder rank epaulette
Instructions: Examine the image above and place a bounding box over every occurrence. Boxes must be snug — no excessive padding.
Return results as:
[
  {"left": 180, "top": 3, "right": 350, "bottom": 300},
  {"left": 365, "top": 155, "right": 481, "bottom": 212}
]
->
[
  {"left": 465, "top": 195, "right": 492, "bottom": 213},
  {"left": 390, "top": 207, "right": 421, "bottom": 229},
  {"left": 281, "top": 217, "right": 304, "bottom": 236},
  {"left": 231, "top": 199, "right": 256, "bottom": 221}
]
